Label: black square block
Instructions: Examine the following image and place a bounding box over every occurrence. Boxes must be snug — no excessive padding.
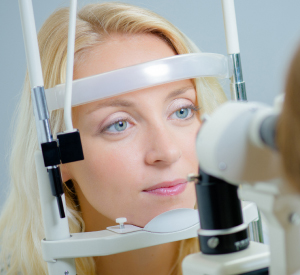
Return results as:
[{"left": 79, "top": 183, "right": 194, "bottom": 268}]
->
[
  {"left": 41, "top": 141, "right": 60, "bottom": 167},
  {"left": 57, "top": 130, "right": 84, "bottom": 164}
]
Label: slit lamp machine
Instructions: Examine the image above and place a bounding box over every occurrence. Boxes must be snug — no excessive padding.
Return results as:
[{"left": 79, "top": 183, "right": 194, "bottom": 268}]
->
[{"left": 18, "top": 0, "right": 300, "bottom": 274}]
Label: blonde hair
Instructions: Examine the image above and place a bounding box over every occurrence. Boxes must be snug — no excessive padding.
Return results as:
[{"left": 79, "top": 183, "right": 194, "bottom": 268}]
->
[
  {"left": 278, "top": 45, "right": 300, "bottom": 192},
  {"left": 0, "top": 2, "right": 227, "bottom": 274}
]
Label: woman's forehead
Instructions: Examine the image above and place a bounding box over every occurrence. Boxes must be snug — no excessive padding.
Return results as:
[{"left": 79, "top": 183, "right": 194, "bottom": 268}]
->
[
  {"left": 75, "top": 79, "right": 195, "bottom": 115},
  {"left": 74, "top": 33, "right": 177, "bottom": 80}
]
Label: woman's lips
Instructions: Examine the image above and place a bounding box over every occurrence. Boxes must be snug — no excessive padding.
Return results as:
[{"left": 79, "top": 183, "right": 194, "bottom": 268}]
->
[{"left": 143, "top": 179, "right": 188, "bottom": 196}]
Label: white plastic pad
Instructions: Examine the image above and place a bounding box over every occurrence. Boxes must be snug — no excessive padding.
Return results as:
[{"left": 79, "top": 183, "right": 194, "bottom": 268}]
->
[
  {"left": 45, "top": 53, "right": 232, "bottom": 111},
  {"left": 106, "top": 202, "right": 259, "bottom": 235},
  {"left": 106, "top": 208, "right": 199, "bottom": 234},
  {"left": 144, "top": 208, "right": 199, "bottom": 233}
]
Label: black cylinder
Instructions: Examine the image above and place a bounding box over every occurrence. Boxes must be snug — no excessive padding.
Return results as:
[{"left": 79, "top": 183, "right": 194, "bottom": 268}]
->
[
  {"left": 47, "top": 166, "right": 65, "bottom": 218},
  {"left": 196, "top": 170, "right": 249, "bottom": 255},
  {"left": 47, "top": 166, "right": 64, "bottom": 197},
  {"left": 196, "top": 170, "right": 243, "bottom": 230}
]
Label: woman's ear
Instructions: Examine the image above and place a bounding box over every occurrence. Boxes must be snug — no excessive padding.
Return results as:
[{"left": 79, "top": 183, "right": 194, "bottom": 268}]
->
[{"left": 60, "top": 163, "right": 72, "bottom": 182}]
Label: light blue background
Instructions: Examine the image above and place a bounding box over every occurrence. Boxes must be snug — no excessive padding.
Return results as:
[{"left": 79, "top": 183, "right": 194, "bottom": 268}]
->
[{"left": 0, "top": 0, "right": 300, "bottom": 210}]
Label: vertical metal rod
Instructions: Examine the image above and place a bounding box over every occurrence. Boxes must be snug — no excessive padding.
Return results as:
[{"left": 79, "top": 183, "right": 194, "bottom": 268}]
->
[
  {"left": 19, "top": 0, "right": 53, "bottom": 145},
  {"left": 247, "top": 211, "right": 264, "bottom": 243},
  {"left": 230, "top": 53, "right": 247, "bottom": 101},
  {"left": 248, "top": 221, "right": 264, "bottom": 244},
  {"left": 221, "top": 0, "right": 248, "bottom": 101},
  {"left": 31, "top": 86, "right": 52, "bottom": 144}
]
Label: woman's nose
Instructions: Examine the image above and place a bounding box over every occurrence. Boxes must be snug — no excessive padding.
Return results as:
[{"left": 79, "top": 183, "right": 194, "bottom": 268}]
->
[{"left": 144, "top": 124, "right": 182, "bottom": 166}]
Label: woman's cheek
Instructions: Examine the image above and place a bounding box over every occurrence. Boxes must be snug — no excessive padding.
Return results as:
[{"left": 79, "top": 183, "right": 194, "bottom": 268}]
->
[{"left": 78, "top": 136, "right": 141, "bottom": 188}]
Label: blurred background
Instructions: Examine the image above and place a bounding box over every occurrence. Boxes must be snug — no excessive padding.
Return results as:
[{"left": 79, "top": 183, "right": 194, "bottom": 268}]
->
[{"left": 0, "top": 0, "right": 300, "bottom": 210}]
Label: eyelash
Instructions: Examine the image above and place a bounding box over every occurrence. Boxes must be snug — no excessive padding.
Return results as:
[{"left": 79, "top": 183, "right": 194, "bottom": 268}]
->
[
  {"left": 102, "top": 103, "right": 199, "bottom": 134},
  {"left": 170, "top": 104, "right": 199, "bottom": 120},
  {"left": 101, "top": 116, "right": 133, "bottom": 134}
]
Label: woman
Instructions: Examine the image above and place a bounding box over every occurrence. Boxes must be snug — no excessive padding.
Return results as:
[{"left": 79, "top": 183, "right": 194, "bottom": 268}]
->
[{"left": 0, "top": 2, "right": 227, "bottom": 274}]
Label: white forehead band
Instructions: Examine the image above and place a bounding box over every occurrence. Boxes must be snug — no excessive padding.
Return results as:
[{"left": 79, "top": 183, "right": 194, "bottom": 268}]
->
[{"left": 45, "top": 53, "right": 232, "bottom": 112}]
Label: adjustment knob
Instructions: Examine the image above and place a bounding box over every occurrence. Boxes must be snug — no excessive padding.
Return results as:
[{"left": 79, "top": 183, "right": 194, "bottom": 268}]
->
[{"left": 116, "top": 217, "right": 127, "bottom": 229}]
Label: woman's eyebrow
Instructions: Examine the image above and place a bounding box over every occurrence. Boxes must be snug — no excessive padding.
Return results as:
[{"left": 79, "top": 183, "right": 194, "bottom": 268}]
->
[
  {"left": 165, "top": 86, "right": 195, "bottom": 102},
  {"left": 86, "top": 85, "right": 194, "bottom": 114},
  {"left": 86, "top": 99, "right": 134, "bottom": 114}
]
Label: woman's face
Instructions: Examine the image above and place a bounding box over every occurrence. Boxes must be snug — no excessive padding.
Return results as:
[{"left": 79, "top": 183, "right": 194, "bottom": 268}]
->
[{"left": 63, "top": 33, "right": 201, "bottom": 229}]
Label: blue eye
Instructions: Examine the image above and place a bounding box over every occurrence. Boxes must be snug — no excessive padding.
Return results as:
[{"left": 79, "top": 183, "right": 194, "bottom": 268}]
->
[
  {"left": 175, "top": 108, "right": 190, "bottom": 119},
  {"left": 107, "top": 120, "right": 128, "bottom": 132}
]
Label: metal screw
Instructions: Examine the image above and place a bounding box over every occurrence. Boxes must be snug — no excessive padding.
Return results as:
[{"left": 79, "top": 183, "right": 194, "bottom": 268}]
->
[
  {"left": 187, "top": 173, "right": 199, "bottom": 182},
  {"left": 207, "top": 237, "right": 219, "bottom": 249},
  {"left": 116, "top": 217, "right": 127, "bottom": 229},
  {"left": 218, "top": 162, "right": 227, "bottom": 171},
  {"left": 289, "top": 213, "right": 300, "bottom": 225}
]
